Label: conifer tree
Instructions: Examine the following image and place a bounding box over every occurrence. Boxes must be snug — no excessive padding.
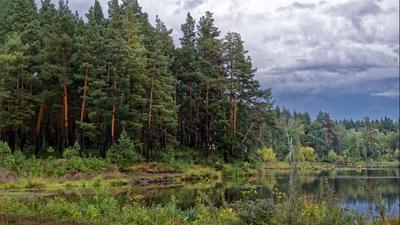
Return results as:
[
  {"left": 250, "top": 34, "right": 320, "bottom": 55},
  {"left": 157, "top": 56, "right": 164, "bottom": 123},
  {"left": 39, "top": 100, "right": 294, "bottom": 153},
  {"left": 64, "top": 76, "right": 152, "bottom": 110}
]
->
[
  {"left": 73, "top": 0, "right": 107, "bottom": 151},
  {"left": 196, "top": 11, "right": 225, "bottom": 157},
  {"left": 0, "top": 34, "right": 32, "bottom": 151},
  {"left": 176, "top": 13, "right": 200, "bottom": 147}
]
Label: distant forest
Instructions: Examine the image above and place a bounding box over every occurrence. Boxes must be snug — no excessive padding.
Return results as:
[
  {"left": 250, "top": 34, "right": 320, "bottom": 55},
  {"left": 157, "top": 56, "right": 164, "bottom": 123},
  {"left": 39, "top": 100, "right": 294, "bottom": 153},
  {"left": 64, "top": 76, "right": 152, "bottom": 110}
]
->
[{"left": 0, "top": 0, "right": 398, "bottom": 162}]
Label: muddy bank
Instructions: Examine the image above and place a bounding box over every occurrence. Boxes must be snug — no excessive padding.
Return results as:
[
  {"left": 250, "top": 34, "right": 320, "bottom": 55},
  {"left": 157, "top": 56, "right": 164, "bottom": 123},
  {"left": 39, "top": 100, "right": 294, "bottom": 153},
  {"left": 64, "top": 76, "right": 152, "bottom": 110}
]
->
[{"left": 0, "top": 169, "right": 16, "bottom": 183}]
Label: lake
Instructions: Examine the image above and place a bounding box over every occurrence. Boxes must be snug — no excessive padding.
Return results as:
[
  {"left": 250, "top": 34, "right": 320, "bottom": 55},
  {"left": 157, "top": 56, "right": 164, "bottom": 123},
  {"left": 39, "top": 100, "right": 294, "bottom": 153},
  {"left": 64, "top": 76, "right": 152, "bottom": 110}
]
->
[
  {"left": 1, "top": 166, "right": 399, "bottom": 220},
  {"left": 137, "top": 167, "right": 400, "bottom": 219}
]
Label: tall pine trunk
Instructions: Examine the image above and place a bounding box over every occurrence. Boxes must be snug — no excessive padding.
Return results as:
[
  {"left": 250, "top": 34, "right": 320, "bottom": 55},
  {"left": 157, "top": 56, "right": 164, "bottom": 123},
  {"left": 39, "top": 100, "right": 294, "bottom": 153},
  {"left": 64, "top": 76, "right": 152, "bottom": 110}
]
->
[
  {"left": 35, "top": 102, "right": 45, "bottom": 155},
  {"left": 80, "top": 68, "right": 89, "bottom": 149},
  {"left": 80, "top": 68, "right": 89, "bottom": 123},
  {"left": 111, "top": 81, "right": 117, "bottom": 144},
  {"left": 233, "top": 94, "right": 237, "bottom": 134},
  {"left": 204, "top": 87, "right": 209, "bottom": 158},
  {"left": 61, "top": 47, "right": 69, "bottom": 147},
  {"left": 147, "top": 65, "right": 156, "bottom": 157},
  {"left": 188, "top": 84, "right": 193, "bottom": 147}
]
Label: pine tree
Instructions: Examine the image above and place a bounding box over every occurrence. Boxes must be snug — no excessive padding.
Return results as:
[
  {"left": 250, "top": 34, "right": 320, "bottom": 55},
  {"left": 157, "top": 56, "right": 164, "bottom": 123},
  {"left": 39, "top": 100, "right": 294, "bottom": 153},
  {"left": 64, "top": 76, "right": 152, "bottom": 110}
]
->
[
  {"left": 143, "top": 16, "right": 176, "bottom": 158},
  {"left": 73, "top": 0, "right": 107, "bottom": 152},
  {"left": 121, "top": 0, "right": 148, "bottom": 146},
  {"left": 0, "top": 0, "right": 40, "bottom": 152},
  {"left": 0, "top": 34, "right": 33, "bottom": 151},
  {"left": 223, "top": 32, "right": 273, "bottom": 159},
  {"left": 196, "top": 11, "right": 225, "bottom": 158},
  {"left": 106, "top": 0, "right": 130, "bottom": 146},
  {"left": 176, "top": 13, "right": 200, "bottom": 147},
  {"left": 36, "top": 0, "right": 59, "bottom": 152}
]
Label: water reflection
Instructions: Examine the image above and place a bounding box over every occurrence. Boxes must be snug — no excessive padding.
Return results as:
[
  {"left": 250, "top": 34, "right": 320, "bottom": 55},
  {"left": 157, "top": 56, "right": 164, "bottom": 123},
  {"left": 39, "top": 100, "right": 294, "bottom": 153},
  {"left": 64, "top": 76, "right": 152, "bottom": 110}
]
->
[{"left": 142, "top": 167, "right": 400, "bottom": 217}]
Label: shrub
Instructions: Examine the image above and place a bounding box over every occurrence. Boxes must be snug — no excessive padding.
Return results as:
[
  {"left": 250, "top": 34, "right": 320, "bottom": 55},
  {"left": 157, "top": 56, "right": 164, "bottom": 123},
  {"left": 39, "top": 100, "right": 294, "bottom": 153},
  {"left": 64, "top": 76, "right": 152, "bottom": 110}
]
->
[
  {"left": 222, "top": 163, "right": 244, "bottom": 179},
  {"left": 236, "top": 199, "right": 275, "bottom": 225},
  {"left": 157, "top": 145, "right": 202, "bottom": 166},
  {"left": 326, "top": 150, "right": 338, "bottom": 163},
  {"left": 0, "top": 141, "right": 11, "bottom": 155},
  {"left": 106, "top": 130, "right": 144, "bottom": 170},
  {"left": 257, "top": 147, "right": 277, "bottom": 163},
  {"left": 296, "top": 146, "right": 316, "bottom": 162},
  {"left": 51, "top": 157, "right": 110, "bottom": 177},
  {"left": 63, "top": 141, "right": 81, "bottom": 159},
  {"left": 0, "top": 150, "right": 26, "bottom": 175}
]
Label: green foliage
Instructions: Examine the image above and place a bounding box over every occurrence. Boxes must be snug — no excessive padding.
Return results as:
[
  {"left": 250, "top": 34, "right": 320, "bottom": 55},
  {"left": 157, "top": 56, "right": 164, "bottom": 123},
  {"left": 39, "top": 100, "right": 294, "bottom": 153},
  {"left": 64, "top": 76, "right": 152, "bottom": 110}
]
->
[
  {"left": 0, "top": 154, "right": 111, "bottom": 178},
  {"left": 0, "top": 193, "right": 240, "bottom": 225},
  {"left": 296, "top": 146, "right": 316, "bottom": 162},
  {"left": 0, "top": 190, "right": 376, "bottom": 225},
  {"left": 106, "top": 130, "right": 144, "bottom": 170},
  {"left": 63, "top": 141, "right": 81, "bottom": 159},
  {"left": 221, "top": 162, "right": 256, "bottom": 179},
  {"left": 0, "top": 151, "right": 26, "bottom": 174},
  {"left": 379, "top": 149, "right": 400, "bottom": 162},
  {"left": 51, "top": 157, "right": 110, "bottom": 177},
  {"left": 0, "top": 141, "right": 11, "bottom": 155},
  {"left": 235, "top": 199, "right": 275, "bottom": 225},
  {"left": 258, "top": 147, "right": 277, "bottom": 163},
  {"left": 157, "top": 145, "right": 201, "bottom": 164},
  {"left": 325, "top": 150, "right": 338, "bottom": 163}
]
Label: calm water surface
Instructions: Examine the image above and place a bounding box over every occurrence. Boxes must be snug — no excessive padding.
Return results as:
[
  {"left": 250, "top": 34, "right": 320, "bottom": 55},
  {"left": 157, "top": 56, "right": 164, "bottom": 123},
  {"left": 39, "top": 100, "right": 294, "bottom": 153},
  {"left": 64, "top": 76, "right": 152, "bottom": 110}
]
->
[
  {"left": 1, "top": 167, "right": 398, "bottom": 219},
  {"left": 140, "top": 167, "right": 400, "bottom": 218}
]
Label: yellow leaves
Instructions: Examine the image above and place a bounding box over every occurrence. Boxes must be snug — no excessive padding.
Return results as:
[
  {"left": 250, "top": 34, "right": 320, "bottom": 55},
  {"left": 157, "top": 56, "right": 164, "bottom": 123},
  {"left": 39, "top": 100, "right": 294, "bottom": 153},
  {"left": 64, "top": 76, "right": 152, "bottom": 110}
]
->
[
  {"left": 258, "top": 147, "right": 278, "bottom": 163},
  {"left": 296, "top": 146, "right": 316, "bottom": 162}
]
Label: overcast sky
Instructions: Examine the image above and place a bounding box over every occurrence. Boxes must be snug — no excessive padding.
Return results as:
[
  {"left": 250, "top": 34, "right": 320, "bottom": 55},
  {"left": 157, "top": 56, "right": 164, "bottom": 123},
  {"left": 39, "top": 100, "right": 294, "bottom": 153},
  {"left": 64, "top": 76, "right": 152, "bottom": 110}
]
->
[{"left": 37, "top": 0, "right": 399, "bottom": 120}]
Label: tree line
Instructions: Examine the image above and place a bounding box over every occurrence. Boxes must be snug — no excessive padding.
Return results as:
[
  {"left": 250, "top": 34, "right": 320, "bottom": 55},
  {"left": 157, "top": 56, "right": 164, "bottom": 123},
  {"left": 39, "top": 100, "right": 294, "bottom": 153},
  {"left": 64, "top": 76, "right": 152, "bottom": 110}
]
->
[
  {"left": 0, "top": 0, "right": 397, "bottom": 163},
  {"left": 271, "top": 108, "right": 399, "bottom": 162}
]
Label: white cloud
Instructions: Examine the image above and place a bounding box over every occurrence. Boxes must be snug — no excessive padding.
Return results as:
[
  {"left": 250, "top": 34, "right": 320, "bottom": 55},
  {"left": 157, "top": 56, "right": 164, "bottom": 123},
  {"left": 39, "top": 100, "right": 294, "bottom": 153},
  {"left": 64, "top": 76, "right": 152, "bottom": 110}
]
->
[{"left": 372, "top": 89, "right": 399, "bottom": 97}]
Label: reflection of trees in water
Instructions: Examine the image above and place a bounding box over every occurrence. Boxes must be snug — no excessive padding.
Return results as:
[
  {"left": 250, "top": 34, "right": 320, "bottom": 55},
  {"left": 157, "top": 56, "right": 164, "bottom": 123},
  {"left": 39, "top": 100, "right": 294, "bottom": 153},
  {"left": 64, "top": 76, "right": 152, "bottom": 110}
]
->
[
  {"left": 136, "top": 168, "right": 399, "bottom": 213},
  {"left": 280, "top": 171, "right": 400, "bottom": 202},
  {"left": 287, "top": 164, "right": 297, "bottom": 213}
]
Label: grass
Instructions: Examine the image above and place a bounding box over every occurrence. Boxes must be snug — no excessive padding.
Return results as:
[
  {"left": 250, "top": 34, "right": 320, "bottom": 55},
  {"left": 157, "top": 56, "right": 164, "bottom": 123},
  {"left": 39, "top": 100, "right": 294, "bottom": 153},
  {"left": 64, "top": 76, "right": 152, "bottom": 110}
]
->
[{"left": 0, "top": 190, "right": 397, "bottom": 225}]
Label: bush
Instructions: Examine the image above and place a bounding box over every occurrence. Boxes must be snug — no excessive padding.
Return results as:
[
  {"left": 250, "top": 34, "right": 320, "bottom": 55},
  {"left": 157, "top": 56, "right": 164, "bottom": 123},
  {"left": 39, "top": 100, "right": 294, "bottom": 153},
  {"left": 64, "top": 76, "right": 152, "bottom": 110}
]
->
[
  {"left": 236, "top": 199, "right": 275, "bottom": 225},
  {"left": 0, "top": 150, "right": 26, "bottom": 175},
  {"left": 106, "top": 130, "right": 144, "bottom": 170},
  {"left": 0, "top": 141, "right": 11, "bottom": 155},
  {"left": 51, "top": 157, "right": 111, "bottom": 177},
  {"left": 0, "top": 153, "right": 111, "bottom": 178},
  {"left": 257, "top": 147, "right": 277, "bottom": 163},
  {"left": 296, "top": 146, "right": 316, "bottom": 162},
  {"left": 63, "top": 141, "right": 81, "bottom": 159},
  {"left": 157, "top": 145, "right": 202, "bottom": 164},
  {"left": 326, "top": 150, "right": 338, "bottom": 163},
  {"left": 222, "top": 163, "right": 244, "bottom": 179}
]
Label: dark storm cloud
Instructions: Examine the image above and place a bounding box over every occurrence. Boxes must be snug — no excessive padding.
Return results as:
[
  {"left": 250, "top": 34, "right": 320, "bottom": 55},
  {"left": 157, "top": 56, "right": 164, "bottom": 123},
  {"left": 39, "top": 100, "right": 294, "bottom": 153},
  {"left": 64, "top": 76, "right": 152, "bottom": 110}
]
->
[{"left": 267, "top": 47, "right": 398, "bottom": 75}]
